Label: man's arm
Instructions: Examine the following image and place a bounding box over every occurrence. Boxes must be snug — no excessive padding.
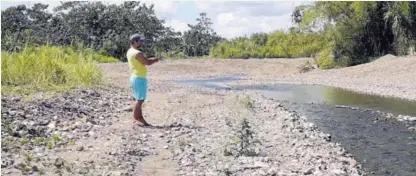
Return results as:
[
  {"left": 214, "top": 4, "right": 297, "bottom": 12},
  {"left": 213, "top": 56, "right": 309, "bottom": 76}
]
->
[{"left": 135, "top": 53, "right": 159, "bottom": 65}]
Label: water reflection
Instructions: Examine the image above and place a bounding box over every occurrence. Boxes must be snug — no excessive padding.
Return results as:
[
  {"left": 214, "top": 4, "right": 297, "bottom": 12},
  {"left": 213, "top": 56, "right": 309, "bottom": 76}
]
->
[
  {"left": 322, "top": 87, "right": 416, "bottom": 116},
  {"left": 233, "top": 84, "right": 416, "bottom": 117}
]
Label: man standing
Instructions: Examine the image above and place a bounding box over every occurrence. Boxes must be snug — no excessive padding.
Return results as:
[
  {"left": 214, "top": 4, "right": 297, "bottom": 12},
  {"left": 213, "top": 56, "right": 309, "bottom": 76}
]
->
[{"left": 127, "top": 34, "right": 161, "bottom": 126}]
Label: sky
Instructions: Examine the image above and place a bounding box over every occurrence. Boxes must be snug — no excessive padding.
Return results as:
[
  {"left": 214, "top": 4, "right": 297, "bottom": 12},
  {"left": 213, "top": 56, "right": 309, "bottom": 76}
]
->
[{"left": 1, "top": 0, "right": 309, "bottom": 39}]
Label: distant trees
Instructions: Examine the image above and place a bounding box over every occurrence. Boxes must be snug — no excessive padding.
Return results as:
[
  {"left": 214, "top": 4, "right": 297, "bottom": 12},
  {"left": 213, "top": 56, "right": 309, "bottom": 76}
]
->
[
  {"left": 182, "top": 13, "right": 224, "bottom": 57},
  {"left": 1, "top": 2, "right": 223, "bottom": 60},
  {"left": 292, "top": 1, "right": 416, "bottom": 68},
  {"left": 210, "top": 1, "right": 416, "bottom": 69},
  {"left": 2, "top": 1, "right": 415, "bottom": 68},
  {"left": 210, "top": 30, "right": 326, "bottom": 59}
]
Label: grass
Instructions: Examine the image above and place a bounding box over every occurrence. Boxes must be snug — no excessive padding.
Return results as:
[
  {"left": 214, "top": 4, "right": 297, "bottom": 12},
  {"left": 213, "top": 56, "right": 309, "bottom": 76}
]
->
[{"left": 1, "top": 45, "right": 114, "bottom": 95}]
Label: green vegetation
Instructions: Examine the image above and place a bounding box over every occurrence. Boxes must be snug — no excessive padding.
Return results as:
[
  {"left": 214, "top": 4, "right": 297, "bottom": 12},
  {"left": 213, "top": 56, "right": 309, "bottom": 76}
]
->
[
  {"left": 224, "top": 118, "right": 261, "bottom": 157},
  {"left": 1, "top": 45, "right": 104, "bottom": 94},
  {"left": 237, "top": 95, "right": 254, "bottom": 109},
  {"left": 1, "top": 2, "right": 223, "bottom": 60},
  {"left": 210, "top": 1, "right": 416, "bottom": 69},
  {"left": 2, "top": 1, "right": 415, "bottom": 69},
  {"left": 210, "top": 30, "right": 327, "bottom": 59}
]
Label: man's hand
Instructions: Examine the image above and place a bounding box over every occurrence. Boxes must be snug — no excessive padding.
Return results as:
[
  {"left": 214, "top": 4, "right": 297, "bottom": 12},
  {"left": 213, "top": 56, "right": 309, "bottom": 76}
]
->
[
  {"left": 136, "top": 54, "right": 162, "bottom": 65},
  {"left": 150, "top": 57, "right": 162, "bottom": 61}
]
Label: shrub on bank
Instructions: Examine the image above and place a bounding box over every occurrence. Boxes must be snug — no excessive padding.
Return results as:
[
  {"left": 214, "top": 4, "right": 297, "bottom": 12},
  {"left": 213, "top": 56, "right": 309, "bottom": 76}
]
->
[
  {"left": 316, "top": 47, "right": 336, "bottom": 69},
  {"left": 1, "top": 45, "right": 104, "bottom": 94}
]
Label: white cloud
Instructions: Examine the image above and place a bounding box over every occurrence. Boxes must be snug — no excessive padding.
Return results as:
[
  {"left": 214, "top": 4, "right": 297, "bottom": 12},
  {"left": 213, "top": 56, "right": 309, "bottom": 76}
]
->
[
  {"left": 214, "top": 12, "right": 293, "bottom": 39},
  {"left": 195, "top": 1, "right": 309, "bottom": 39},
  {"left": 164, "top": 19, "right": 189, "bottom": 33},
  {"left": 141, "top": 0, "right": 176, "bottom": 14}
]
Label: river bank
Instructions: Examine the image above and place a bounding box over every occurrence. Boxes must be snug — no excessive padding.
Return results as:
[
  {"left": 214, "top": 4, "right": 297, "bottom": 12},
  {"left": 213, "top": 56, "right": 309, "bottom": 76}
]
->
[{"left": 2, "top": 56, "right": 414, "bottom": 175}]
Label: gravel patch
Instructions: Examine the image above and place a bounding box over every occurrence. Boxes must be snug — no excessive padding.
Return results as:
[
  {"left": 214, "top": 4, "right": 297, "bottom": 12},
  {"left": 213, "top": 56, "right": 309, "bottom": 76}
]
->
[{"left": 1, "top": 87, "right": 132, "bottom": 175}]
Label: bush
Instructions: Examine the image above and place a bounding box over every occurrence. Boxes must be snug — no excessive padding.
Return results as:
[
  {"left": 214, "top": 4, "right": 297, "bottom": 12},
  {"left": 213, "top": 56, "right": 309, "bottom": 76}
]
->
[
  {"left": 1, "top": 45, "right": 103, "bottom": 94},
  {"left": 160, "top": 50, "right": 188, "bottom": 59},
  {"left": 209, "top": 30, "right": 326, "bottom": 59},
  {"left": 316, "top": 47, "right": 336, "bottom": 69}
]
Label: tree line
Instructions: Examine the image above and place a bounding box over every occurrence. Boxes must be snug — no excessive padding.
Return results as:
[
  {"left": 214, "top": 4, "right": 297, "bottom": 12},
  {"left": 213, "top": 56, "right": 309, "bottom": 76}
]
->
[
  {"left": 2, "top": 1, "right": 416, "bottom": 68},
  {"left": 1, "top": 1, "right": 223, "bottom": 60},
  {"left": 211, "top": 1, "right": 416, "bottom": 68}
]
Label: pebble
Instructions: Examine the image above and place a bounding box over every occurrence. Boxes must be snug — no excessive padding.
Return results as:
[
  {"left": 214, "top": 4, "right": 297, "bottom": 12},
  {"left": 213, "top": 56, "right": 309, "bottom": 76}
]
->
[
  {"left": 76, "top": 146, "right": 85, "bottom": 151},
  {"left": 331, "top": 169, "right": 347, "bottom": 176},
  {"left": 408, "top": 117, "right": 416, "bottom": 121},
  {"left": 47, "top": 122, "right": 56, "bottom": 129},
  {"left": 303, "top": 167, "right": 314, "bottom": 175}
]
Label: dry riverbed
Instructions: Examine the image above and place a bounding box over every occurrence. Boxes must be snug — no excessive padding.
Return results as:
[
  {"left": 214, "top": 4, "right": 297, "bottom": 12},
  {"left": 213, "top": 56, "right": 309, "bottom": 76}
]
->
[{"left": 2, "top": 56, "right": 414, "bottom": 175}]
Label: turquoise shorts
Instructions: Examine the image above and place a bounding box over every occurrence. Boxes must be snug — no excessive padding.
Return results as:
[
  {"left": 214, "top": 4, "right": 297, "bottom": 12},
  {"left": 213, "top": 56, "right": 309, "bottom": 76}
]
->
[{"left": 130, "top": 76, "right": 147, "bottom": 101}]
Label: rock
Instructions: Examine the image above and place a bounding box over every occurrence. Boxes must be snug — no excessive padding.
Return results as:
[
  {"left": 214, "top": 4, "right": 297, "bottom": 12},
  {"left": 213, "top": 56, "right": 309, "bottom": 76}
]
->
[
  {"left": 54, "top": 158, "right": 64, "bottom": 168},
  {"left": 408, "top": 117, "right": 416, "bottom": 121},
  {"left": 32, "top": 165, "right": 39, "bottom": 172},
  {"left": 303, "top": 167, "right": 314, "bottom": 175},
  {"left": 121, "top": 106, "right": 133, "bottom": 112},
  {"left": 47, "top": 122, "right": 56, "bottom": 129},
  {"left": 76, "top": 146, "right": 84, "bottom": 151},
  {"left": 78, "top": 167, "right": 89, "bottom": 174},
  {"left": 88, "top": 131, "right": 96, "bottom": 137},
  {"left": 11, "top": 121, "right": 26, "bottom": 131},
  {"left": 331, "top": 169, "right": 347, "bottom": 176},
  {"left": 267, "top": 167, "right": 278, "bottom": 175}
]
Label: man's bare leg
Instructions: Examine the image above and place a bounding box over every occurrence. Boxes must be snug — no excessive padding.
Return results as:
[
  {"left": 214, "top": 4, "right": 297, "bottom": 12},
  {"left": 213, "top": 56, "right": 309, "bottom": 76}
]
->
[{"left": 133, "top": 100, "right": 149, "bottom": 126}]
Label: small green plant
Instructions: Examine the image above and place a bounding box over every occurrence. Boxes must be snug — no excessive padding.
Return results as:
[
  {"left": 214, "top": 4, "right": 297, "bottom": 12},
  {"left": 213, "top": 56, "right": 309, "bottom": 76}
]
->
[
  {"left": 237, "top": 95, "right": 254, "bottom": 109},
  {"left": 225, "top": 118, "right": 261, "bottom": 157},
  {"left": 17, "top": 153, "right": 35, "bottom": 175},
  {"left": 20, "top": 137, "right": 30, "bottom": 145},
  {"left": 2, "top": 136, "right": 16, "bottom": 147},
  {"left": 236, "top": 118, "right": 259, "bottom": 156},
  {"left": 23, "top": 153, "right": 33, "bottom": 165},
  {"left": 47, "top": 142, "right": 54, "bottom": 149},
  {"left": 45, "top": 134, "right": 62, "bottom": 149},
  {"left": 34, "top": 137, "right": 47, "bottom": 145},
  {"left": 51, "top": 134, "right": 61, "bottom": 142},
  {"left": 69, "top": 139, "right": 77, "bottom": 145}
]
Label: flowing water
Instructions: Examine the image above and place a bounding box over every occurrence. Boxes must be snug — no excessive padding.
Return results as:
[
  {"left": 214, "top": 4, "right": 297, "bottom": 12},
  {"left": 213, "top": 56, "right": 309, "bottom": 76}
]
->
[{"left": 176, "top": 75, "right": 416, "bottom": 176}]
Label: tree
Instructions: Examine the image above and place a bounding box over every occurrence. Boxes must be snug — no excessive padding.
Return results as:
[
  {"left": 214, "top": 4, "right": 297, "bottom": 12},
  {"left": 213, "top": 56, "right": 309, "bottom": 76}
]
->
[
  {"left": 182, "top": 12, "right": 223, "bottom": 56},
  {"left": 293, "top": 1, "right": 416, "bottom": 67},
  {"left": 1, "top": 2, "right": 184, "bottom": 60}
]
